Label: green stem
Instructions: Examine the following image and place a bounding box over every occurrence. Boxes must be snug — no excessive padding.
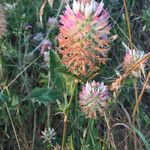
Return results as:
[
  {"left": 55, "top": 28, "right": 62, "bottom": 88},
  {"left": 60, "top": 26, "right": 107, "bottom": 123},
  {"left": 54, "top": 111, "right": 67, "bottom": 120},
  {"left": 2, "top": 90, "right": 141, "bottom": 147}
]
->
[
  {"left": 123, "top": 0, "right": 133, "bottom": 50},
  {"left": 61, "top": 82, "right": 77, "bottom": 150},
  {"left": 47, "top": 50, "right": 51, "bottom": 129},
  {"left": 47, "top": 68, "right": 51, "bottom": 128},
  {"left": 88, "top": 118, "right": 95, "bottom": 148},
  {"left": 5, "top": 102, "right": 21, "bottom": 150},
  {"left": 104, "top": 114, "right": 117, "bottom": 150},
  {"left": 62, "top": 114, "right": 68, "bottom": 150},
  {"left": 32, "top": 108, "right": 37, "bottom": 150}
]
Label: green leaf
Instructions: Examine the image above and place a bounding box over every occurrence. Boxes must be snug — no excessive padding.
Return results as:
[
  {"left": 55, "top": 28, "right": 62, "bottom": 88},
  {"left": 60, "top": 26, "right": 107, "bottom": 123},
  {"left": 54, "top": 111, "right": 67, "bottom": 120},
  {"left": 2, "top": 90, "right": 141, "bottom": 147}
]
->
[
  {"left": 0, "top": 92, "right": 8, "bottom": 102},
  {"left": 50, "top": 50, "right": 62, "bottom": 80},
  {"left": 24, "top": 87, "right": 61, "bottom": 103},
  {"left": 67, "top": 135, "right": 75, "bottom": 150},
  {"left": 49, "top": 50, "right": 74, "bottom": 94},
  {"left": 49, "top": 50, "right": 66, "bottom": 92},
  {"left": 11, "top": 95, "right": 19, "bottom": 107},
  {"left": 57, "top": 67, "right": 80, "bottom": 80}
]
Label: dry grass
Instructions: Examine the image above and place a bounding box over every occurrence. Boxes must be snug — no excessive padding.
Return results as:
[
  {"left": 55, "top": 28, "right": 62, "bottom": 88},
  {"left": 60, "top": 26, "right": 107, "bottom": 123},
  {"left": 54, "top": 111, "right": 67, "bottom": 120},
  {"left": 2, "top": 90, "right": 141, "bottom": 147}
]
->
[{"left": 0, "top": 6, "right": 6, "bottom": 39}]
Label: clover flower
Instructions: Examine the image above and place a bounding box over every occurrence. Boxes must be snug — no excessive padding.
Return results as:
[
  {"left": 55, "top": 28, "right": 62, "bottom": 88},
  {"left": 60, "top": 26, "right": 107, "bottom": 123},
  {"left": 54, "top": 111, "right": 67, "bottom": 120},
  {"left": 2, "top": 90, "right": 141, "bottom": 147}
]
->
[
  {"left": 33, "top": 32, "right": 44, "bottom": 42},
  {"left": 48, "top": 17, "right": 58, "bottom": 27},
  {"left": 79, "top": 80, "right": 110, "bottom": 118},
  {"left": 0, "top": 7, "right": 6, "bottom": 39},
  {"left": 41, "top": 128, "right": 56, "bottom": 144},
  {"left": 40, "top": 39, "right": 52, "bottom": 55},
  {"left": 25, "top": 24, "right": 32, "bottom": 30},
  {"left": 58, "top": 0, "right": 111, "bottom": 76},
  {"left": 123, "top": 48, "right": 146, "bottom": 78}
]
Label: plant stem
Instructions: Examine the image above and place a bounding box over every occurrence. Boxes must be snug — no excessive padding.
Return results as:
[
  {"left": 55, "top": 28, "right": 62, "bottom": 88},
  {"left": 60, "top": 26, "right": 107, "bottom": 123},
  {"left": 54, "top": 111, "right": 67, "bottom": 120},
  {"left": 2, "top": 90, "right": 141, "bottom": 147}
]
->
[
  {"left": 47, "top": 62, "right": 51, "bottom": 128},
  {"left": 123, "top": 0, "right": 133, "bottom": 50},
  {"left": 133, "top": 79, "right": 138, "bottom": 150},
  {"left": 62, "top": 114, "right": 68, "bottom": 150},
  {"left": 132, "top": 71, "right": 150, "bottom": 117},
  {"left": 32, "top": 108, "right": 37, "bottom": 150},
  {"left": 104, "top": 114, "right": 117, "bottom": 150},
  {"left": 5, "top": 102, "right": 21, "bottom": 150},
  {"left": 88, "top": 118, "right": 95, "bottom": 148},
  {"left": 2, "top": 55, "right": 41, "bottom": 93},
  {"left": 61, "top": 82, "right": 77, "bottom": 150}
]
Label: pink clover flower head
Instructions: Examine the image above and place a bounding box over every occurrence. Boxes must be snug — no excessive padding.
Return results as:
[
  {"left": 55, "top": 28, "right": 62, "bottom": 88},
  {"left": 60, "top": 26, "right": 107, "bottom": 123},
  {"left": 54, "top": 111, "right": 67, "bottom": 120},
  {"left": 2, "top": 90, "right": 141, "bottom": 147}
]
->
[
  {"left": 123, "top": 48, "right": 146, "bottom": 78},
  {"left": 58, "top": 0, "right": 111, "bottom": 76},
  {"left": 79, "top": 80, "right": 110, "bottom": 118}
]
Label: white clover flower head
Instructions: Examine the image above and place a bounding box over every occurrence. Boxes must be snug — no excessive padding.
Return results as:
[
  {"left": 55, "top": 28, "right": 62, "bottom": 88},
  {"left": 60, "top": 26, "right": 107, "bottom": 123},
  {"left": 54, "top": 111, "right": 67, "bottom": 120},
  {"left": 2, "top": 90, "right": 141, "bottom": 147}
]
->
[{"left": 41, "top": 128, "right": 56, "bottom": 144}]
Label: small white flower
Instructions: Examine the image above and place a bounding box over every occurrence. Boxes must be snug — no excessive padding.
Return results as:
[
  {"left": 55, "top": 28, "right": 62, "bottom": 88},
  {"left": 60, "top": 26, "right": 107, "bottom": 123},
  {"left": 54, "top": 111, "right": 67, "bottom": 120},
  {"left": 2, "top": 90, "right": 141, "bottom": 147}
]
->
[
  {"left": 73, "top": 0, "right": 80, "bottom": 14},
  {"left": 84, "top": 2, "right": 93, "bottom": 18},
  {"left": 43, "top": 51, "right": 50, "bottom": 64},
  {"left": 80, "top": 2, "right": 85, "bottom": 13},
  {"left": 41, "top": 128, "right": 56, "bottom": 144},
  {"left": 84, "top": 0, "right": 99, "bottom": 18},
  {"left": 33, "top": 33, "right": 44, "bottom": 42}
]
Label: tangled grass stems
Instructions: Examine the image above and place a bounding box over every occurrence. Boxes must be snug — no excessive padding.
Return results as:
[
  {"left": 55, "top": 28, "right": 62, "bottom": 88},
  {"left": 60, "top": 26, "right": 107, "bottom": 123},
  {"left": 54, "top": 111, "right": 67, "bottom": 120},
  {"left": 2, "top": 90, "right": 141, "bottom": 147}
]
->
[
  {"left": 123, "top": 0, "right": 138, "bottom": 148},
  {"left": 111, "top": 52, "right": 150, "bottom": 92},
  {"left": 0, "top": 1, "right": 64, "bottom": 148},
  {"left": 132, "top": 71, "right": 150, "bottom": 117},
  {"left": 123, "top": 0, "right": 133, "bottom": 50},
  {"left": 2, "top": 55, "right": 41, "bottom": 93},
  {"left": 109, "top": 15, "right": 138, "bottom": 50},
  {"left": 5, "top": 101, "right": 21, "bottom": 150},
  {"left": 1, "top": 48, "right": 41, "bottom": 150}
]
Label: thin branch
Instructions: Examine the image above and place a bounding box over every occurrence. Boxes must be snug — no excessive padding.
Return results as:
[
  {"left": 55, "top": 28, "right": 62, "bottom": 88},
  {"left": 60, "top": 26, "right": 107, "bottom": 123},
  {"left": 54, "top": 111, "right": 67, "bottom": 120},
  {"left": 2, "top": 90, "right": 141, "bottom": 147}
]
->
[{"left": 132, "top": 71, "right": 150, "bottom": 117}]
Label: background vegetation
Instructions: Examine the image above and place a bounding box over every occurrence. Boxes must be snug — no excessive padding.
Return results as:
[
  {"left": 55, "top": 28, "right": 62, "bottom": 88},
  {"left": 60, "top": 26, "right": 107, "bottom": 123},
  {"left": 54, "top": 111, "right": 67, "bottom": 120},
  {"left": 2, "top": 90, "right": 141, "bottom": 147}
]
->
[{"left": 0, "top": 0, "right": 150, "bottom": 150}]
